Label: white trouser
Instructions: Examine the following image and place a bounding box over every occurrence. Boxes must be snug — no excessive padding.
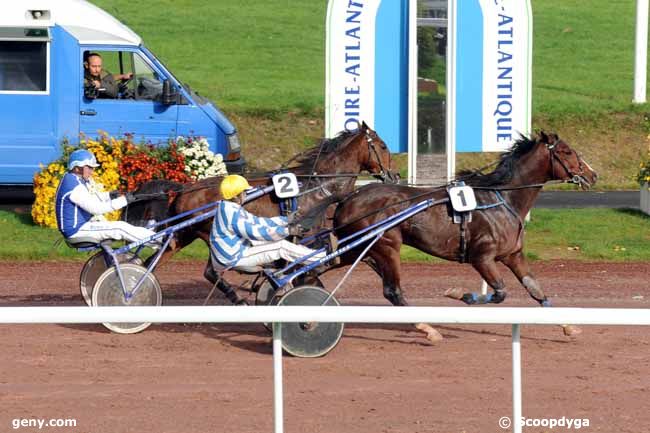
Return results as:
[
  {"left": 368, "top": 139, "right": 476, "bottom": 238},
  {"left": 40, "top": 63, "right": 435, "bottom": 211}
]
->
[
  {"left": 67, "top": 220, "right": 156, "bottom": 245},
  {"left": 234, "top": 239, "right": 326, "bottom": 268}
]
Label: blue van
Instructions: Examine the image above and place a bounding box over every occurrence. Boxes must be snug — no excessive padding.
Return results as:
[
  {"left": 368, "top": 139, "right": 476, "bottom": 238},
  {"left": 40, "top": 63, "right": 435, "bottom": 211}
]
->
[{"left": 0, "top": 0, "right": 244, "bottom": 185}]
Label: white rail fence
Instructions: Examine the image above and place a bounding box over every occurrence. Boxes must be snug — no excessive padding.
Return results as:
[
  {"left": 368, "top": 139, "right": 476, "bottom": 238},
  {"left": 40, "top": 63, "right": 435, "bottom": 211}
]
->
[{"left": 2, "top": 306, "right": 650, "bottom": 433}]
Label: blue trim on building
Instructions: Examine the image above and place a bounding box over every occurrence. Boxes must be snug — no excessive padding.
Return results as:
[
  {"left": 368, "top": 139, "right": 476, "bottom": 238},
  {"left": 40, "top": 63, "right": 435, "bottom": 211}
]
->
[
  {"left": 456, "top": 0, "right": 483, "bottom": 152},
  {"left": 374, "top": 0, "right": 408, "bottom": 153}
]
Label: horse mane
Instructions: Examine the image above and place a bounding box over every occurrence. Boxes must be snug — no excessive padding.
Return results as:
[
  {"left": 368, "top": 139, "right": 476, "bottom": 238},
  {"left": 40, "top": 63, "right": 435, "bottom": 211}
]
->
[
  {"left": 281, "top": 129, "right": 361, "bottom": 174},
  {"left": 457, "top": 134, "right": 539, "bottom": 187}
]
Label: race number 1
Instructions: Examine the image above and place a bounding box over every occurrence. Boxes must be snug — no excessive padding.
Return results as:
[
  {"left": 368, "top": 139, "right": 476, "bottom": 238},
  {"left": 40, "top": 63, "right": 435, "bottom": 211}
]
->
[
  {"left": 449, "top": 186, "right": 477, "bottom": 212},
  {"left": 272, "top": 173, "right": 299, "bottom": 198}
]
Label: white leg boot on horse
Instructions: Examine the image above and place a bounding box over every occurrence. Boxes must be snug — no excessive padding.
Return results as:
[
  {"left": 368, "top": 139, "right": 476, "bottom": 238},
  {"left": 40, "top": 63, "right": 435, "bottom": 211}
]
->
[
  {"left": 415, "top": 323, "right": 444, "bottom": 344},
  {"left": 503, "top": 253, "right": 583, "bottom": 338}
]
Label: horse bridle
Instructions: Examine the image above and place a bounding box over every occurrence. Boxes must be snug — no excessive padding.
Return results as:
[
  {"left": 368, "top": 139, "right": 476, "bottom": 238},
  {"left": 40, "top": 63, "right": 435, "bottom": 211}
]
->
[
  {"left": 364, "top": 130, "right": 397, "bottom": 183},
  {"left": 547, "top": 139, "right": 589, "bottom": 187}
]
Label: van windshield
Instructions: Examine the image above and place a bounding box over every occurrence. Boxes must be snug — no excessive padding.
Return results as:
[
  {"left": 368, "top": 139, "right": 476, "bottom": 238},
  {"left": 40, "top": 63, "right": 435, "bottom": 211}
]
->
[{"left": 142, "top": 45, "right": 209, "bottom": 105}]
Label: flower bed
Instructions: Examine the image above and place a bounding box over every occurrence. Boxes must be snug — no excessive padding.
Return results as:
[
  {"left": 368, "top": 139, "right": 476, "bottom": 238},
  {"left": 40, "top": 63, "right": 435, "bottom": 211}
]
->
[
  {"left": 31, "top": 134, "right": 227, "bottom": 228},
  {"left": 32, "top": 134, "right": 123, "bottom": 228},
  {"left": 176, "top": 136, "right": 227, "bottom": 180},
  {"left": 118, "top": 140, "right": 190, "bottom": 191}
]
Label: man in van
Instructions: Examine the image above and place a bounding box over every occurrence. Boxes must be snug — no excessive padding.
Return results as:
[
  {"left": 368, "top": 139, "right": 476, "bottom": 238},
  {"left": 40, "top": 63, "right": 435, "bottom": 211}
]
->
[{"left": 83, "top": 52, "right": 132, "bottom": 99}]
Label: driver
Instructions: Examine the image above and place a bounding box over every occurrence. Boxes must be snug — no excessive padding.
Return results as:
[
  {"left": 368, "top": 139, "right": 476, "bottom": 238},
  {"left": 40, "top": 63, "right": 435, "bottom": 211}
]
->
[
  {"left": 55, "top": 149, "right": 157, "bottom": 245},
  {"left": 209, "top": 175, "right": 332, "bottom": 270},
  {"left": 83, "top": 52, "right": 132, "bottom": 99}
]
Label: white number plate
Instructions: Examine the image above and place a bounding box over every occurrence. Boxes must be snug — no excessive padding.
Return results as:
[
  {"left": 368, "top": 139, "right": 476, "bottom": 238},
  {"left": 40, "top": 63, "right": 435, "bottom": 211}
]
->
[
  {"left": 449, "top": 186, "right": 477, "bottom": 212},
  {"left": 272, "top": 173, "right": 299, "bottom": 199}
]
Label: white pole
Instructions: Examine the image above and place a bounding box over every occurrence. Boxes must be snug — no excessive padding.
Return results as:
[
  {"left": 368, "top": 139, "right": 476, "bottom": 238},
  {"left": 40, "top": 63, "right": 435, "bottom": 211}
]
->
[
  {"left": 634, "top": 0, "right": 649, "bottom": 103},
  {"left": 512, "top": 324, "right": 522, "bottom": 433},
  {"left": 273, "top": 323, "right": 284, "bottom": 433},
  {"left": 447, "top": 0, "right": 457, "bottom": 182},
  {"left": 407, "top": 0, "right": 418, "bottom": 184}
]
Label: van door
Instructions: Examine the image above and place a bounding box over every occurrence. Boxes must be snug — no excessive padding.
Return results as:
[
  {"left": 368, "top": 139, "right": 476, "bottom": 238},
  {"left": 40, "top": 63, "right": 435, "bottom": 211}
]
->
[
  {"left": 79, "top": 49, "right": 177, "bottom": 144},
  {"left": 0, "top": 28, "right": 56, "bottom": 184}
]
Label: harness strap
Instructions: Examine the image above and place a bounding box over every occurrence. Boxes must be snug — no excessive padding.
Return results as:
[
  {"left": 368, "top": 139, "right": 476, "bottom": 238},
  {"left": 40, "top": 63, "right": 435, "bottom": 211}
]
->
[
  {"left": 494, "top": 190, "right": 526, "bottom": 248},
  {"left": 458, "top": 214, "right": 468, "bottom": 263}
]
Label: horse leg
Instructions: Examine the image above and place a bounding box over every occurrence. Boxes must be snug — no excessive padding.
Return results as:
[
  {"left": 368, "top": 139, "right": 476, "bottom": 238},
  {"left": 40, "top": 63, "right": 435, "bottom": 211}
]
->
[
  {"left": 501, "top": 251, "right": 547, "bottom": 304},
  {"left": 367, "top": 244, "right": 443, "bottom": 344},
  {"left": 502, "top": 251, "right": 581, "bottom": 337},
  {"left": 445, "top": 258, "right": 507, "bottom": 305}
]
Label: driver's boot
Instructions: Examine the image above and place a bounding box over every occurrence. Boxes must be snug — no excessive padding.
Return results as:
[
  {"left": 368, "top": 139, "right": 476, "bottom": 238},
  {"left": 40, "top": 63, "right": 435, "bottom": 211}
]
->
[
  {"left": 217, "top": 280, "right": 249, "bottom": 305},
  {"left": 204, "top": 265, "right": 248, "bottom": 305}
]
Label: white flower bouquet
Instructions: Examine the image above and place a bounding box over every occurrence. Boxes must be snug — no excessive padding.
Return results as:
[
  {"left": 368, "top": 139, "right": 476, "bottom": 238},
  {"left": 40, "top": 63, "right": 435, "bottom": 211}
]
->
[{"left": 176, "top": 136, "right": 228, "bottom": 180}]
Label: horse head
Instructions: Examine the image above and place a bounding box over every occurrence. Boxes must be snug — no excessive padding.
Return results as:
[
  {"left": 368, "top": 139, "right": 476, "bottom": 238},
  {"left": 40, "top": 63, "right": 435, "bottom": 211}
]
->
[
  {"left": 539, "top": 131, "right": 598, "bottom": 189},
  {"left": 357, "top": 121, "right": 399, "bottom": 184}
]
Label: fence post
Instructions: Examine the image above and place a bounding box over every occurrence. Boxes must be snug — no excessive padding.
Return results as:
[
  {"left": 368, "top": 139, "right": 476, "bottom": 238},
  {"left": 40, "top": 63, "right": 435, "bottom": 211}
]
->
[
  {"left": 273, "top": 323, "right": 284, "bottom": 433},
  {"left": 634, "top": 0, "right": 649, "bottom": 103},
  {"left": 512, "top": 324, "right": 522, "bottom": 433}
]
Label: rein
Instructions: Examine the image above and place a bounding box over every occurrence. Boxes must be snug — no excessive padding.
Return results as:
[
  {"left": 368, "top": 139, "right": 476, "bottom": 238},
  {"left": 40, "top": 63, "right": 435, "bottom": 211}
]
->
[
  {"left": 133, "top": 128, "right": 390, "bottom": 201},
  {"left": 311, "top": 173, "right": 580, "bottom": 244},
  {"left": 300, "top": 128, "right": 393, "bottom": 182}
]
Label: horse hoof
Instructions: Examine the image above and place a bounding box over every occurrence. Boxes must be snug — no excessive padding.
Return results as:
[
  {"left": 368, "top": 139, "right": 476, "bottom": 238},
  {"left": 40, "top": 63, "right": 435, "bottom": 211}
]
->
[
  {"left": 562, "top": 324, "right": 582, "bottom": 337},
  {"left": 425, "top": 329, "right": 444, "bottom": 344},
  {"left": 415, "top": 323, "right": 443, "bottom": 344},
  {"left": 444, "top": 287, "right": 464, "bottom": 300}
]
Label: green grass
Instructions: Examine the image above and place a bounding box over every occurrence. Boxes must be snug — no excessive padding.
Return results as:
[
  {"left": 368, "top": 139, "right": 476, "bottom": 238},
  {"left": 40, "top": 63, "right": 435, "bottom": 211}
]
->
[
  {"left": 84, "top": 1, "right": 650, "bottom": 190},
  {"left": 2, "top": 208, "right": 648, "bottom": 262},
  {"left": 532, "top": 0, "right": 646, "bottom": 120},
  {"left": 88, "top": 0, "right": 649, "bottom": 120},
  {"left": 524, "top": 208, "right": 650, "bottom": 261},
  {"left": 90, "top": 0, "right": 328, "bottom": 116},
  {"left": 0, "top": 210, "right": 209, "bottom": 261},
  {"left": 388, "top": 209, "right": 650, "bottom": 263}
]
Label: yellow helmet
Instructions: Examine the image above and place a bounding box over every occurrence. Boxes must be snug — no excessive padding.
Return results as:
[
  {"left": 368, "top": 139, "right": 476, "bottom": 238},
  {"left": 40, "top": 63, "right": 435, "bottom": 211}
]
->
[{"left": 220, "top": 174, "right": 251, "bottom": 200}]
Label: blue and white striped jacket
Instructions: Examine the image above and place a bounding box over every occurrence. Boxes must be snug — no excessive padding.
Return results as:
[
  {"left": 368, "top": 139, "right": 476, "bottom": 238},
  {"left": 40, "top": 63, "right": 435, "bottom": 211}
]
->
[{"left": 209, "top": 200, "right": 289, "bottom": 267}]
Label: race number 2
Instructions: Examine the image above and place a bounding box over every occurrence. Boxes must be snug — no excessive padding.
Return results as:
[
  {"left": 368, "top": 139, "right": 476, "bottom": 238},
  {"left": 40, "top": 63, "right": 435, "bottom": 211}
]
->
[
  {"left": 272, "top": 173, "right": 300, "bottom": 199},
  {"left": 449, "top": 186, "right": 477, "bottom": 212}
]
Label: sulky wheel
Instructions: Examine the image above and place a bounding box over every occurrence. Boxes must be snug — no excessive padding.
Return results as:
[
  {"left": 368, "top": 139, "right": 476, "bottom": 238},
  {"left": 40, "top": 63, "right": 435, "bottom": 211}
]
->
[
  {"left": 257, "top": 276, "right": 325, "bottom": 332},
  {"left": 91, "top": 263, "right": 162, "bottom": 334},
  {"left": 80, "top": 251, "right": 142, "bottom": 306},
  {"left": 276, "top": 285, "right": 344, "bottom": 358},
  {"left": 255, "top": 278, "right": 281, "bottom": 307},
  {"left": 255, "top": 275, "right": 324, "bottom": 306}
]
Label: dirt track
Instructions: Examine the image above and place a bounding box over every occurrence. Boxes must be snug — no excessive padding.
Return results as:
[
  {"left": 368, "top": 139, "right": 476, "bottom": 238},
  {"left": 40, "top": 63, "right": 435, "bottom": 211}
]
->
[{"left": 0, "top": 260, "right": 649, "bottom": 433}]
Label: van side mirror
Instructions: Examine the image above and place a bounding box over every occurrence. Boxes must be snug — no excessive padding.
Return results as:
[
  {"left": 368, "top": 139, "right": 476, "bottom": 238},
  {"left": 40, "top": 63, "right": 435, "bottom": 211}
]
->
[{"left": 161, "top": 79, "right": 178, "bottom": 105}]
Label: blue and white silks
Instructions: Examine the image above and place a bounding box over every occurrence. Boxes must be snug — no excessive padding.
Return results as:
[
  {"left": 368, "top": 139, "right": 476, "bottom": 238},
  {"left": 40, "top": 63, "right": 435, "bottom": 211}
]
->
[
  {"left": 209, "top": 200, "right": 289, "bottom": 267},
  {"left": 54, "top": 172, "right": 126, "bottom": 237}
]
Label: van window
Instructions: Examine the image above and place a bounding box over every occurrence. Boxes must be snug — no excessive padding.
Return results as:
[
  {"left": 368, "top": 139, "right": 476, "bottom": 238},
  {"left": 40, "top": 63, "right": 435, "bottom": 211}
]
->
[
  {"left": 133, "top": 54, "right": 163, "bottom": 101},
  {"left": 0, "top": 41, "right": 47, "bottom": 91},
  {"left": 83, "top": 50, "right": 131, "bottom": 100},
  {"left": 83, "top": 50, "right": 162, "bottom": 102}
]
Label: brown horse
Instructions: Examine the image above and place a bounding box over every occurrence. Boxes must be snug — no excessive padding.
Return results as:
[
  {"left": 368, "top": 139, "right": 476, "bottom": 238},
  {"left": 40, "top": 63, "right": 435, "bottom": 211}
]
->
[
  {"left": 332, "top": 132, "right": 598, "bottom": 343},
  {"left": 126, "top": 122, "right": 396, "bottom": 303}
]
